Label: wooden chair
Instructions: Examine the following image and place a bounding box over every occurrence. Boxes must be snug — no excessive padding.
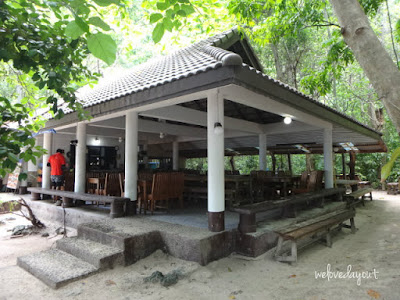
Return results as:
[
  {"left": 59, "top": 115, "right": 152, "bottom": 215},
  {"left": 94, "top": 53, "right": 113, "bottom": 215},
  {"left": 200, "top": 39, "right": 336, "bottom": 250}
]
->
[
  {"left": 298, "top": 171, "right": 308, "bottom": 189},
  {"left": 169, "top": 172, "right": 184, "bottom": 209},
  {"left": 148, "top": 173, "right": 170, "bottom": 214},
  {"left": 292, "top": 170, "right": 324, "bottom": 194},
  {"left": 119, "top": 173, "right": 125, "bottom": 197}
]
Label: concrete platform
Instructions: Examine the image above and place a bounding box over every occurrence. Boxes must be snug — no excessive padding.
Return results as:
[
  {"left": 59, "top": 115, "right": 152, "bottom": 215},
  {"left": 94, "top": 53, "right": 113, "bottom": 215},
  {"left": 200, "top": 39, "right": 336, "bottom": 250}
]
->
[{"left": 16, "top": 194, "right": 349, "bottom": 289}]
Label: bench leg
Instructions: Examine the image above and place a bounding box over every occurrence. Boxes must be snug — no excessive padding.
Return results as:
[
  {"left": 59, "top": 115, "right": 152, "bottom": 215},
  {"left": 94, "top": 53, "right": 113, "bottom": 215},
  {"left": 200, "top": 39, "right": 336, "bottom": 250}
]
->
[
  {"left": 326, "top": 230, "right": 332, "bottom": 248},
  {"left": 31, "top": 192, "right": 40, "bottom": 201},
  {"left": 350, "top": 217, "right": 356, "bottom": 233},
  {"left": 290, "top": 241, "right": 297, "bottom": 263},
  {"left": 275, "top": 238, "right": 297, "bottom": 263},
  {"left": 238, "top": 213, "right": 256, "bottom": 233},
  {"left": 110, "top": 201, "right": 124, "bottom": 218},
  {"left": 274, "top": 236, "right": 284, "bottom": 257},
  {"left": 62, "top": 197, "right": 74, "bottom": 208}
]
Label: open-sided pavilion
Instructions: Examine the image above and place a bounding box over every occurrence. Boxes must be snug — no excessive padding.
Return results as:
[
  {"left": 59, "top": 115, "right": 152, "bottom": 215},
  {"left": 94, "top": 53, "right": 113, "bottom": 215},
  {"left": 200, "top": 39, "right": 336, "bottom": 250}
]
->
[{"left": 35, "top": 28, "right": 386, "bottom": 232}]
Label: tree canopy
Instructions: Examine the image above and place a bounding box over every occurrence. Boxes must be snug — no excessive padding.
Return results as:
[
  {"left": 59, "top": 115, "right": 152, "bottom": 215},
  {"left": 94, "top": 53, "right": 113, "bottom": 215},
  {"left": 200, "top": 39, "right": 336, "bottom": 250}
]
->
[{"left": 1, "top": 0, "right": 400, "bottom": 184}]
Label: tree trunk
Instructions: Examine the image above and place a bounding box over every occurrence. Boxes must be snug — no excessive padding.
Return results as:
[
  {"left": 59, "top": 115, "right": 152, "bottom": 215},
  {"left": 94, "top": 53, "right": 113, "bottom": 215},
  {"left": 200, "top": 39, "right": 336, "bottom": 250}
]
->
[
  {"left": 270, "top": 43, "right": 285, "bottom": 81},
  {"left": 330, "top": 0, "right": 400, "bottom": 134}
]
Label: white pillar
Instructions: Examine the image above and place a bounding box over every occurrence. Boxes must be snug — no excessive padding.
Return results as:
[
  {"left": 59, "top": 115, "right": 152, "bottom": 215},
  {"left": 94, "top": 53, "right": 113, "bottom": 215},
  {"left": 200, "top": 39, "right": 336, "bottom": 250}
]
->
[
  {"left": 74, "top": 122, "right": 86, "bottom": 193},
  {"left": 125, "top": 111, "right": 138, "bottom": 201},
  {"left": 172, "top": 141, "right": 179, "bottom": 171},
  {"left": 323, "top": 128, "right": 334, "bottom": 189},
  {"left": 259, "top": 133, "right": 267, "bottom": 170},
  {"left": 42, "top": 132, "right": 52, "bottom": 189},
  {"left": 207, "top": 90, "right": 225, "bottom": 231}
]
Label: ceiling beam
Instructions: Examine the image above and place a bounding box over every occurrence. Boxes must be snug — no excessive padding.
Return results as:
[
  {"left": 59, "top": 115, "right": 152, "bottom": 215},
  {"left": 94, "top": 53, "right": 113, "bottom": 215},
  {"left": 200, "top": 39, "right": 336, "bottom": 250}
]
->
[{"left": 141, "top": 105, "right": 263, "bottom": 134}]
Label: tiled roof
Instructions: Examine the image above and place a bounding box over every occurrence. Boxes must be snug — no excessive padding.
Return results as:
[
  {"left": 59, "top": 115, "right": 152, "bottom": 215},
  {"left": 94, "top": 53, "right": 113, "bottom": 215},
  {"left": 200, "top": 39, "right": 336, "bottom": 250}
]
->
[
  {"left": 57, "top": 28, "right": 381, "bottom": 137},
  {"left": 67, "top": 29, "right": 243, "bottom": 113}
]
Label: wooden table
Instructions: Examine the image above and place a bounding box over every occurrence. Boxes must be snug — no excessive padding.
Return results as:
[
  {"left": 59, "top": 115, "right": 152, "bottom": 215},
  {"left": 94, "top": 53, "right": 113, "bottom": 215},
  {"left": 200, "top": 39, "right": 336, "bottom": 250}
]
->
[
  {"left": 260, "top": 176, "right": 294, "bottom": 197},
  {"left": 184, "top": 174, "right": 253, "bottom": 205},
  {"left": 336, "top": 179, "right": 359, "bottom": 192}
]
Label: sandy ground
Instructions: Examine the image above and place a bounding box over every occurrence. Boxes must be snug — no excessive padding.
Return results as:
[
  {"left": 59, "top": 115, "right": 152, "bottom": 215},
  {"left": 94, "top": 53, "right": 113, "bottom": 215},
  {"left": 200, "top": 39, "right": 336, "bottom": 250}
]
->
[{"left": 0, "top": 191, "right": 399, "bottom": 300}]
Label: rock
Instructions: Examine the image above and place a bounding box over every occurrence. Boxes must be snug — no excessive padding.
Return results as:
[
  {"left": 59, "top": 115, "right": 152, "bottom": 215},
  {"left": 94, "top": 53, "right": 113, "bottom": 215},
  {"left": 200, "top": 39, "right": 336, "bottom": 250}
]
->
[
  {"left": 12, "top": 225, "right": 33, "bottom": 236},
  {"left": 144, "top": 269, "right": 184, "bottom": 287},
  {"left": 55, "top": 227, "right": 65, "bottom": 235},
  {"left": 144, "top": 271, "right": 164, "bottom": 284},
  {"left": 161, "top": 272, "right": 179, "bottom": 287},
  {"left": 41, "top": 233, "right": 50, "bottom": 237}
]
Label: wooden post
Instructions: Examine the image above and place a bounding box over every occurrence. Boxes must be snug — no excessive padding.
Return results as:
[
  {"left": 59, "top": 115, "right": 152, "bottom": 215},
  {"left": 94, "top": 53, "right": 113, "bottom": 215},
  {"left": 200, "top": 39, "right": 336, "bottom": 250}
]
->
[
  {"left": 287, "top": 153, "right": 292, "bottom": 175},
  {"left": 341, "top": 153, "right": 346, "bottom": 177},
  {"left": 272, "top": 153, "right": 276, "bottom": 173}
]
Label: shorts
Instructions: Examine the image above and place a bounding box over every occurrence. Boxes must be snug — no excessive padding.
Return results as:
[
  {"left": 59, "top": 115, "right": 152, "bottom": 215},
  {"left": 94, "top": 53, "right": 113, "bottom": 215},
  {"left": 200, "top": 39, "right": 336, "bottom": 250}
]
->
[{"left": 51, "top": 175, "right": 64, "bottom": 187}]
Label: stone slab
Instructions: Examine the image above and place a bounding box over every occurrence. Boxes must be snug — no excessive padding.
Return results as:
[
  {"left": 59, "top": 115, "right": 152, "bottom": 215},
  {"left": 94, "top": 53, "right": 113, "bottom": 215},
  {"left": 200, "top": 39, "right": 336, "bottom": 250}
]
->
[
  {"left": 56, "top": 237, "right": 124, "bottom": 270},
  {"left": 17, "top": 249, "right": 98, "bottom": 289}
]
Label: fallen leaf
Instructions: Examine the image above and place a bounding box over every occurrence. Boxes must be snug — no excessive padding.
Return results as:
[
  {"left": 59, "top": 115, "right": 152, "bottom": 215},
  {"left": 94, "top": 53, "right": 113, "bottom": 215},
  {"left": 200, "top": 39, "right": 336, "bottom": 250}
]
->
[
  {"left": 105, "top": 279, "right": 116, "bottom": 286},
  {"left": 228, "top": 267, "right": 232, "bottom": 272},
  {"left": 288, "top": 274, "right": 296, "bottom": 278},
  {"left": 367, "top": 289, "right": 381, "bottom": 299},
  {"left": 229, "top": 296, "right": 236, "bottom": 299}
]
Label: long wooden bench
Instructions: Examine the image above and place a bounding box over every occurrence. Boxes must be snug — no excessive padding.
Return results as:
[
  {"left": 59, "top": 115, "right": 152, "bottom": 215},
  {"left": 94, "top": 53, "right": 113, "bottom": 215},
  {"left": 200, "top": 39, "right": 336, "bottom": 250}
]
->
[
  {"left": 345, "top": 187, "right": 373, "bottom": 206},
  {"left": 232, "top": 188, "right": 346, "bottom": 233},
  {"left": 274, "top": 208, "right": 356, "bottom": 263},
  {"left": 27, "top": 187, "right": 132, "bottom": 218}
]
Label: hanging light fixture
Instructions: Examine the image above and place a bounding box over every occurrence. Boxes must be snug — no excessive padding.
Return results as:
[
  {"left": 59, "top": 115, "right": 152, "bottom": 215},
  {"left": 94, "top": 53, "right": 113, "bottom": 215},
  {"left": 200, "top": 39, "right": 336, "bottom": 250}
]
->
[
  {"left": 283, "top": 116, "right": 292, "bottom": 125},
  {"left": 213, "top": 94, "right": 224, "bottom": 135},
  {"left": 214, "top": 122, "right": 223, "bottom": 135}
]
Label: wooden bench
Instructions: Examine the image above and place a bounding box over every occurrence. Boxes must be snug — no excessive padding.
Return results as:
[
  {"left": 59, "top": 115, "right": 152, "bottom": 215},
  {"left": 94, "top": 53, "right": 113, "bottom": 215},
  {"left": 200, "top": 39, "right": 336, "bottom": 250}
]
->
[
  {"left": 274, "top": 208, "right": 356, "bottom": 263},
  {"left": 232, "top": 188, "right": 346, "bottom": 233},
  {"left": 345, "top": 187, "right": 373, "bottom": 206},
  {"left": 27, "top": 187, "right": 132, "bottom": 218}
]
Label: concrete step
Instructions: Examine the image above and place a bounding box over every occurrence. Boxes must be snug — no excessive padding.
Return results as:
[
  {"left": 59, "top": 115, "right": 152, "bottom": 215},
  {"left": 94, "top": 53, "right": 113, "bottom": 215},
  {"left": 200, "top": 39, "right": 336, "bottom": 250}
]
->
[
  {"left": 56, "top": 237, "right": 124, "bottom": 270},
  {"left": 17, "top": 249, "right": 98, "bottom": 289},
  {"left": 77, "top": 222, "right": 127, "bottom": 250}
]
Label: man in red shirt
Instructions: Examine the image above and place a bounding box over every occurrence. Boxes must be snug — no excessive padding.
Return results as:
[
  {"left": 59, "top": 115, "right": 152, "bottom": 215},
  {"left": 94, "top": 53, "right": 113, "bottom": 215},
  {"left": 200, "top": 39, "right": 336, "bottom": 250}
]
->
[{"left": 47, "top": 149, "right": 66, "bottom": 205}]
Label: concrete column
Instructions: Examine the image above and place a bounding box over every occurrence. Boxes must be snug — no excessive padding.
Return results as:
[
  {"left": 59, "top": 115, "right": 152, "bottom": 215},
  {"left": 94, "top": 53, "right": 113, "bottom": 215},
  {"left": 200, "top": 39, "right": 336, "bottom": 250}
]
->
[
  {"left": 323, "top": 128, "right": 334, "bottom": 189},
  {"left": 125, "top": 111, "right": 138, "bottom": 201},
  {"left": 42, "top": 132, "right": 52, "bottom": 189},
  {"left": 259, "top": 133, "right": 267, "bottom": 170},
  {"left": 207, "top": 90, "right": 225, "bottom": 232},
  {"left": 74, "top": 122, "right": 86, "bottom": 193},
  {"left": 172, "top": 141, "right": 179, "bottom": 171}
]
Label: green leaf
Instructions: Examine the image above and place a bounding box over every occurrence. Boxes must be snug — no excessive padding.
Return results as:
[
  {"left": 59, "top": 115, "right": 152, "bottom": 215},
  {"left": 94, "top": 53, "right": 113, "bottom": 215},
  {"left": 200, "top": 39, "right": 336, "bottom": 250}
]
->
[
  {"left": 18, "top": 173, "right": 28, "bottom": 181},
  {"left": 93, "top": 0, "right": 119, "bottom": 6},
  {"left": 150, "top": 13, "right": 163, "bottom": 24},
  {"left": 152, "top": 22, "right": 165, "bottom": 43},
  {"left": 181, "top": 4, "right": 195, "bottom": 15},
  {"left": 163, "top": 17, "right": 174, "bottom": 32},
  {"left": 8, "top": 152, "right": 19, "bottom": 163},
  {"left": 88, "top": 17, "right": 111, "bottom": 31},
  {"left": 176, "top": 10, "right": 186, "bottom": 17},
  {"left": 74, "top": 16, "right": 90, "bottom": 33},
  {"left": 87, "top": 33, "right": 117, "bottom": 65},
  {"left": 157, "top": 1, "right": 170, "bottom": 11},
  {"left": 381, "top": 147, "right": 400, "bottom": 181}
]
